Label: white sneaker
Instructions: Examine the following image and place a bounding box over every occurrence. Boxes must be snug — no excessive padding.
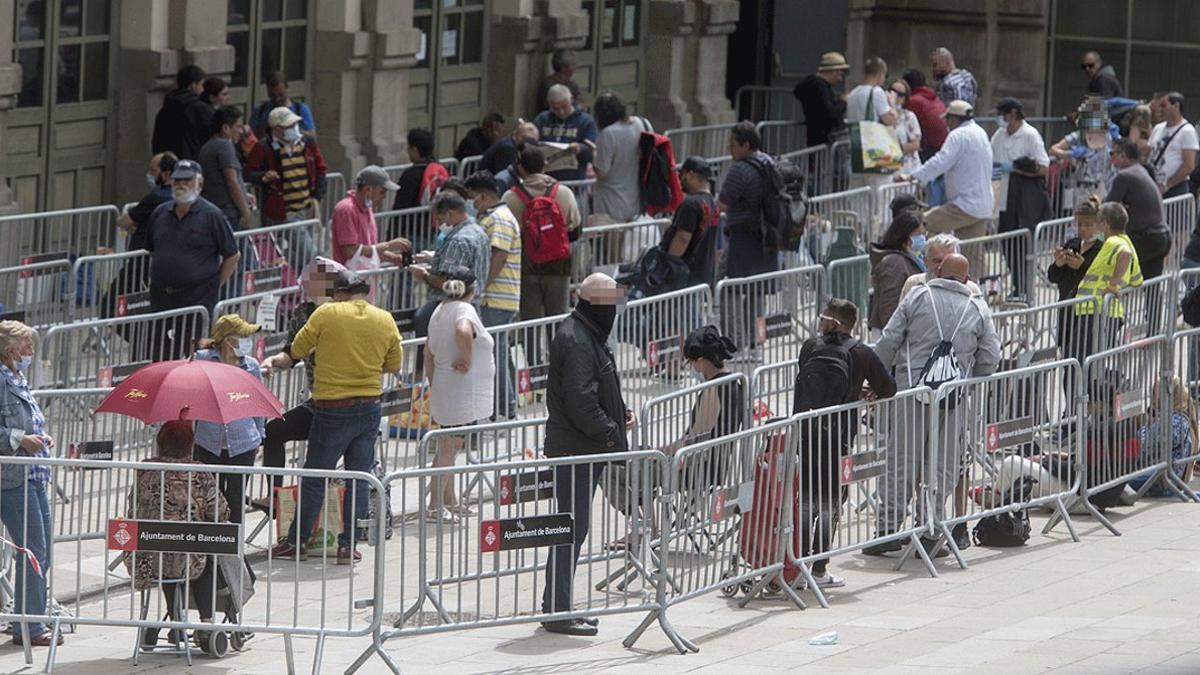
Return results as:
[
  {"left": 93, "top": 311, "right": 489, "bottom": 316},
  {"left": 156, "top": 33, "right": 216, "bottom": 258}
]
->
[{"left": 813, "top": 572, "right": 845, "bottom": 589}]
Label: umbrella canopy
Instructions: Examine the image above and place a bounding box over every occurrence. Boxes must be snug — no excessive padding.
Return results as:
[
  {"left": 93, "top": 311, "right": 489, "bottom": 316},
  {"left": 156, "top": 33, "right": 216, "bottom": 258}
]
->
[{"left": 95, "top": 359, "right": 284, "bottom": 424}]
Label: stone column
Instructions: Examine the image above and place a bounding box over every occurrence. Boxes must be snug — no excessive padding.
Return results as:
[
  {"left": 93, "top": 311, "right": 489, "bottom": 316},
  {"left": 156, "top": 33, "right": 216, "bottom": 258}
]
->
[
  {"left": 312, "top": 0, "right": 422, "bottom": 174},
  {"left": 488, "top": 1, "right": 588, "bottom": 122},
  {"left": 688, "top": 0, "right": 738, "bottom": 125},
  {"left": 0, "top": 0, "right": 21, "bottom": 214},
  {"left": 114, "top": 0, "right": 235, "bottom": 201},
  {"left": 643, "top": 0, "right": 696, "bottom": 130}
]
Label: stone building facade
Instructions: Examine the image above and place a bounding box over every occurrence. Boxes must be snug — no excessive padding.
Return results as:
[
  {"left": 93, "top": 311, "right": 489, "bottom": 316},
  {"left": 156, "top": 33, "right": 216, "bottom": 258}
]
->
[{"left": 0, "top": 0, "right": 738, "bottom": 215}]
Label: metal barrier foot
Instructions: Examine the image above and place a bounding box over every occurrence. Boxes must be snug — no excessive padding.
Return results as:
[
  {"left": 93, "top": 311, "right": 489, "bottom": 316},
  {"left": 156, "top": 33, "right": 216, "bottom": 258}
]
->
[
  {"left": 44, "top": 618, "right": 61, "bottom": 674},
  {"left": 776, "top": 575, "right": 807, "bottom": 611},
  {"left": 796, "top": 563, "right": 829, "bottom": 609},
  {"left": 939, "top": 523, "right": 968, "bottom": 571},
  {"left": 399, "top": 585, "right": 453, "bottom": 626},
  {"left": 1164, "top": 470, "right": 1199, "bottom": 503},
  {"left": 1083, "top": 499, "right": 1122, "bottom": 537},
  {"left": 902, "top": 533, "right": 940, "bottom": 578},
  {"left": 344, "top": 633, "right": 402, "bottom": 675},
  {"left": 284, "top": 633, "right": 297, "bottom": 675},
  {"left": 311, "top": 633, "right": 325, "bottom": 675},
  {"left": 1051, "top": 496, "right": 1081, "bottom": 542},
  {"left": 20, "top": 620, "right": 33, "bottom": 666}
]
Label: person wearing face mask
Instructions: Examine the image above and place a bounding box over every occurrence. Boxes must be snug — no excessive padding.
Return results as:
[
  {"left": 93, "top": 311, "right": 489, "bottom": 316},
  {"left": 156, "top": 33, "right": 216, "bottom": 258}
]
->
[
  {"left": 0, "top": 320, "right": 62, "bottom": 648},
  {"left": 329, "top": 165, "right": 412, "bottom": 268},
  {"left": 869, "top": 210, "right": 927, "bottom": 337},
  {"left": 145, "top": 159, "right": 241, "bottom": 360},
  {"left": 245, "top": 107, "right": 329, "bottom": 271},
  {"left": 104, "top": 152, "right": 178, "bottom": 327},
  {"left": 539, "top": 273, "right": 631, "bottom": 637},
  {"left": 191, "top": 315, "right": 267, "bottom": 524},
  {"left": 663, "top": 326, "right": 744, "bottom": 457}
]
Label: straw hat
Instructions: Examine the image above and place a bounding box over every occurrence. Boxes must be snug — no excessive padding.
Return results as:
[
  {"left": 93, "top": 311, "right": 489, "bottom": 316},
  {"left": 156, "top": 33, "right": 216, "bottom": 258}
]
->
[{"left": 817, "top": 52, "right": 851, "bottom": 72}]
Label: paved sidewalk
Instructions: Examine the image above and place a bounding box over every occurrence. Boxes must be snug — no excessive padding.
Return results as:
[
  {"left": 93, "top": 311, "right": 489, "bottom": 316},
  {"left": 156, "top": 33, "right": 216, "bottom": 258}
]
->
[{"left": 3, "top": 498, "right": 1199, "bottom": 674}]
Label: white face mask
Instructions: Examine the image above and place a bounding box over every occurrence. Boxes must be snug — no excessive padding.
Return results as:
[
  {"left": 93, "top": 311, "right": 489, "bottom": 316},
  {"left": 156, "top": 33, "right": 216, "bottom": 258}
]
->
[
  {"left": 365, "top": 198, "right": 374, "bottom": 211},
  {"left": 173, "top": 185, "right": 199, "bottom": 206},
  {"left": 146, "top": 173, "right": 159, "bottom": 191},
  {"left": 234, "top": 336, "right": 254, "bottom": 357},
  {"left": 465, "top": 201, "right": 478, "bottom": 218},
  {"left": 282, "top": 125, "right": 302, "bottom": 143}
]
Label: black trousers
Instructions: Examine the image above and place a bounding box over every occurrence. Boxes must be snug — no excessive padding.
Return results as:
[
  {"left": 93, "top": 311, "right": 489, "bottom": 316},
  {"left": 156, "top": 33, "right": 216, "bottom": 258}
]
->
[
  {"left": 192, "top": 446, "right": 257, "bottom": 524},
  {"left": 161, "top": 558, "right": 215, "bottom": 621},
  {"left": 542, "top": 462, "right": 605, "bottom": 615},
  {"left": 262, "top": 403, "right": 314, "bottom": 488},
  {"left": 149, "top": 279, "right": 219, "bottom": 361}
]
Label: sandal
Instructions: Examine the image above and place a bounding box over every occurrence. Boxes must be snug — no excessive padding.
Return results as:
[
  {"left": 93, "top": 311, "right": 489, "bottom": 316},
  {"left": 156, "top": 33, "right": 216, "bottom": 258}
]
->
[
  {"left": 447, "top": 504, "right": 476, "bottom": 517},
  {"left": 423, "top": 509, "right": 458, "bottom": 524}
]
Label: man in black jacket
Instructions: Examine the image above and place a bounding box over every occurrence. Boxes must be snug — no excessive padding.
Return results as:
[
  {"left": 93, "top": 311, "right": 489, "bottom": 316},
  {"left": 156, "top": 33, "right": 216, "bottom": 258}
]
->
[
  {"left": 793, "top": 52, "right": 850, "bottom": 147},
  {"left": 152, "top": 66, "right": 213, "bottom": 160},
  {"left": 540, "top": 272, "right": 630, "bottom": 636}
]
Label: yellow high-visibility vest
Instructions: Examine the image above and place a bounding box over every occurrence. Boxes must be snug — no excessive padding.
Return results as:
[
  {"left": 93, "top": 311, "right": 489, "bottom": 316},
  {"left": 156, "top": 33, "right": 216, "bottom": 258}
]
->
[{"left": 1074, "top": 233, "right": 1142, "bottom": 318}]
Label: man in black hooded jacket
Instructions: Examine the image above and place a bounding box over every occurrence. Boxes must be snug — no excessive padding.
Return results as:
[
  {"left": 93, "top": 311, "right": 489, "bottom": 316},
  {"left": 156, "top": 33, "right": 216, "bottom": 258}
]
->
[
  {"left": 152, "top": 65, "right": 214, "bottom": 160},
  {"left": 540, "top": 272, "right": 630, "bottom": 636}
]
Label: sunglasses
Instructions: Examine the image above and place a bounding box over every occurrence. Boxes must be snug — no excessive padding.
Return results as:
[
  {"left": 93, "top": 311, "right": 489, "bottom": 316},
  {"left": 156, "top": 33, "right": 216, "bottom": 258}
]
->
[{"left": 891, "top": 89, "right": 907, "bottom": 97}]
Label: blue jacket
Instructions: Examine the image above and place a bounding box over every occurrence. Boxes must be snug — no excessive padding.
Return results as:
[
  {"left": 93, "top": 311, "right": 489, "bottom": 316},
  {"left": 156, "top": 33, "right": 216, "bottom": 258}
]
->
[
  {"left": 192, "top": 349, "right": 266, "bottom": 456},
  {"left": 0, "top": 368, "right": 46, "bottom": 490},
  {"left": 533, "top": 107, "right": 598, "bottom": 181}
]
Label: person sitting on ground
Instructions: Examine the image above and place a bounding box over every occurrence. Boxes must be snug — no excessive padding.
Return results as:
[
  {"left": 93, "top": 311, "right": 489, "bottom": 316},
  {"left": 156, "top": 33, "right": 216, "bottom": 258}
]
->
[
  {"left": 125, "top": 421, "right": 231, "bottom": 643},
  {"left": 424, "top": 266, "right": 495, "bottom": 522},
  {"left": 1130, "top": 376, "right": 1198, "bottom": 497}
]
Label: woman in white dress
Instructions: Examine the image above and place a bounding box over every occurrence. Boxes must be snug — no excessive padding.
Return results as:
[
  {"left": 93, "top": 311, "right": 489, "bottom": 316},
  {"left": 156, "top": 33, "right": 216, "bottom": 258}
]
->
[{"left": 889, "top": 79, "right": 923, "bottom": 174}]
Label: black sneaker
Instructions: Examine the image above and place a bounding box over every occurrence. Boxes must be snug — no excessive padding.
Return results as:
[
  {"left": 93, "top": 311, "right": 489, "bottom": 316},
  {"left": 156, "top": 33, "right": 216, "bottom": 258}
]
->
[
  {"left": 862, "top": 538, "right": 903, "bottom": 556},
  {"left": 919, "top": 536, "right": 951, "bottom": 559},
  {"left": 952, "top": 523, "right": 971, "bottom": 550}
]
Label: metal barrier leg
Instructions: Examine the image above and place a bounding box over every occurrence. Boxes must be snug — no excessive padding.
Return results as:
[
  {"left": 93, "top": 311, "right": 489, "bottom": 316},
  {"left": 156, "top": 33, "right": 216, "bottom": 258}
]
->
[
  {"left": 1083, "top": 498, "right": 1121, "bottom": 537},
  {"left": 623, "top": 608, "right": 693, "bottom": 655},
  {"left": 311, "top": 633, "right": 325, "bottom": 675},
  {"left": 937, "top": 522, "right": 968, "bottom": 571},
  {"left": 344, "top": 627, "right": 402, "bottom": 675},
  {"left": 43, "top": 617, "right": 62, "bottom": 673},
  {"left": 898, "top": 532, "right": 939, "bottom": 578},
  {"left": 1049, "top": 495, "right": 1081, "bottom": 542},
  {"left": 796, "top": 562, "right": 829, "bottom": 609},
  {"left": 1164, "top": 470, "right": 1199, "bottom": 502},
  {"left": 20, "top": 619, "right": 32, "bottom": 665},
  {"left": 285, "top": 633, "right": 296, "bottom": 675}
]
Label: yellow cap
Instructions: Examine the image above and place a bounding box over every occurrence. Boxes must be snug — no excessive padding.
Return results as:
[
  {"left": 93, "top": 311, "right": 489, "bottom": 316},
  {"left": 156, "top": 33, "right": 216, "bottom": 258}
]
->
[{"left": 211, "top": 314, "right": 261, "bottom": 343}]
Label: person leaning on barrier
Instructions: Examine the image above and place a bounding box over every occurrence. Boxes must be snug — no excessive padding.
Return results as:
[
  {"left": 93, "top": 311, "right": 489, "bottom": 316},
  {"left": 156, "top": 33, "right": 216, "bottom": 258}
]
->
[
  {"left": 899, "top": 232, "right": 982, "bottom": 300},
  {"left": 270, "top": 269, "right": 403, "bottom": 566},
  {"left": 866, "top": 254, "right": 1000, "bottom": 557},
  {"left": 192, "top": 315, "right": 267, "bottom": 524},
  {"left": 126, "top": 421, "right": 232, "bottom": 645},
  {"left": 1070, "top": 201, "right": 1143, "bottom": 363},
  {"left": 330, "top": 165, "right": 412, "bottom": 268},
  {"left": 540, "top": 273, "right": 631, "bottom": 637},
  {"left": 424, "top": 266, "right": 496, "bottom": 522},
  {"left": 793, "top": 300, "right": 896, "bottom": 588},
  {"left": 0, "top": 320, "right": 60, "bottom": 647},
  {"left": 869, "top": 210, "right": 927, "bottom": 336}
]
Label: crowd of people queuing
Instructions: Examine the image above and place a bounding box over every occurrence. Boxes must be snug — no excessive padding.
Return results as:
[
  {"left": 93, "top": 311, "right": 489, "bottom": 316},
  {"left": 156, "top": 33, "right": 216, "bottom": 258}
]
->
[{"left": 3, "top": 41, "right": 1200, "bottom": 652}]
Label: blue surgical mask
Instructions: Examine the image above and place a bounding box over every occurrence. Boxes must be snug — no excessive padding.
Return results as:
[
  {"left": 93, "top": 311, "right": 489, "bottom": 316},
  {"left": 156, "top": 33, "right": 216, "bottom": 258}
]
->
[
  {"left": 995, "top": 115, "right": 1006, "bottom": 129},
  {"left": 235, "top": 337, "right": 254, "bottom": 357},
  {"left": 365, "top": 198, "right": 374, "bottom": 211},
  {"left": 465, "top": 201, "right": 478, "bottom": 218},
  {"left": 910, "top": 233, "right": 927, "bottom": 253},
  {"left": 146, "top": 173, "right": 158, "bottom": 191},
  {"left": 1093, "top": 231, "right": 1106, "bottom": 243},
  {"left": 15, "top": 355, "right": 31, "bottom": 373}
]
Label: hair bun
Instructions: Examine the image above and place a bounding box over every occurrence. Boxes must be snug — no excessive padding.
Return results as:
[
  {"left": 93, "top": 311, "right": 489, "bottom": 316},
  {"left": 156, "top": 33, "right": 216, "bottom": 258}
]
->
[{"left": 444, "top": 279, "right": 466, "bottom": 299}]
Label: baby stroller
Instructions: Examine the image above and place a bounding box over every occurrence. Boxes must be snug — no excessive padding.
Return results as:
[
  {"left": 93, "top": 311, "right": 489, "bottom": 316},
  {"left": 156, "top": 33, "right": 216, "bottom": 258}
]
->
[{"left": 136, "top": 554, "right": 256, "bottom": 664}]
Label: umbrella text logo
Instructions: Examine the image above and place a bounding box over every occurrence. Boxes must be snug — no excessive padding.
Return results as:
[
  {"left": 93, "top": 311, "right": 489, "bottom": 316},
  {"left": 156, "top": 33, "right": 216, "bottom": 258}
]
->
[
  {"left": 124, "top": 388, "right": 148, "bottom": 400},
  {"left": 227, "top": 392, "right": 250, "bottom": 403}
]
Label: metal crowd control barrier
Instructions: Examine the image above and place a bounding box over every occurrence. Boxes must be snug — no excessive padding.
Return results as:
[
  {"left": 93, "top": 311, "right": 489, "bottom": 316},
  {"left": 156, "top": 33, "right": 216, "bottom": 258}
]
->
[
  {"left": 0, "top": 258, "right": 73, "bottom": 328},
  {"left": 457, "top": 154, "right": 482, "bottom": 178},
  {"left": 806, "top": 186, "right": 873, "bottom": 257},
  {"left": 830, "top": 140, "right": 851, "bottom": 193},
  {"left": 0, "top": 204, "right": 121, "bottom": 269},
  {"left": 374, "top": 206, "right": 433, "bottom": 252},
  {"left": 361, "top": 265, "right": 426, "bottom": 330},
  {"left": 706, "top": 155, "right": 735, "bottom": 192},
  {"left": 749, "top": 361, "right": 797, "bottom": 424},
  {"left": 756, "top": 121, "right": 806, "bottom": 156},
  {"left": 348, "top": 450, "right": 680, "bottom": 674},
  {"left": 37, "top": 306, "right": 210, "bottom": 389},
  {"left": 482, "top": 313, "right": 568, "bottom": 422},
  {"left": 658, "top": 418, "right": 808, "bottom": 618},
  {"left": 380, "top": 157, "right": 459, "bottom": 185},
  {"left": 1097, "top": 275, "right": 1174, "bottom": 347},
  {"left": 223, "top": 220, "right": 317, "bottom": 303},
  {"left": 212, "top": 285, "right": 307, "bottom": 408},
  {"left": 635, "top": 373, "right": 750, "bottom": 453},
  {"left": 992, "top": 296, "right": 1092, "bottom": 376},
  {"left": 1032, "top": 216, "right": 1074, "bottom": 306},
  {"left": 1164, "top": 193, "right": 1196, "bottom": 274},
  {"left": 922, "top": 360, "right": 1086, "bottom": 568},
  {"left": 1168, "top": 327, "right": 1200, "bottom": 501},
  {"left": 781, "top": 144, "right": 832, "bottom": 196},
  {"left": 1076, "top": 334, "right": 1172, "bottom": 535},
  {"left": 612, "top": 284, "right": 712, "bottom": 416},
  {"left": 959, "top": 230, "right": 1034, "bottom": 306},
  {"left": 70, "top": 250, "right": 152, "bottom": 323},
  {"left": 0, "top": 456, "right": 387, "bottom": 674},
  {"left": 571, "top": 218, "right": 669, "bottom": 286},
  {"left": 560, "top": 178, "right": 595, "bottom": 225},
  {"left": 826, "top": 254, "right": 871, "bottom": 338},
  {"left": 874, "top": 180, "right": 919, "bottom": 237},
  {"left": 714, "top": 265, "right": 825, "bottom": 368},
  {"left": 734, "top": 85, "right": 801, "bottom": 123},
  {"left": 784, "top": 386, "right": 940, "bottom": 607},
  {"left": 664, "top": 123, "right": 737, "bottom": 161}
]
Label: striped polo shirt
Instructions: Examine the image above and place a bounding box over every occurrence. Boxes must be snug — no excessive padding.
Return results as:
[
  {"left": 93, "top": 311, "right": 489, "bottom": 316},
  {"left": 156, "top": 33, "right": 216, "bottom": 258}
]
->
[
  {"left": 478, "top": 203, "right": 521, "bottom": 313},
  {"left": 276, "top": 141, "right": 312, "bottom": 214}
]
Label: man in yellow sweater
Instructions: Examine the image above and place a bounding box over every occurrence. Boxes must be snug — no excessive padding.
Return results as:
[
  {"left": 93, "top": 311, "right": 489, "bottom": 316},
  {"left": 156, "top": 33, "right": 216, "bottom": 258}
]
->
[{"left": 271, "top": 269, "right": 403, "bottom": 564}]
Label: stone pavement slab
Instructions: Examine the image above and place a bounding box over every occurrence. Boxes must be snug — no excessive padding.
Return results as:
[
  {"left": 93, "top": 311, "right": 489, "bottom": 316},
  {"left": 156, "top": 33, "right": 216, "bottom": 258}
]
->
[{"left": 2, "top": 499, "right": 1199, "bottom": 674}]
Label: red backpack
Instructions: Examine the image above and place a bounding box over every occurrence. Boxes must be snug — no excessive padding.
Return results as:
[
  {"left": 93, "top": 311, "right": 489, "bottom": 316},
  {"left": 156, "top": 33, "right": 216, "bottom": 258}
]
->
[
  {"left": 638, "top": 120, "right": 684, "bottom": 215},
  {"left": 514, "top": 182, "right": 571, "bottom": 264}
]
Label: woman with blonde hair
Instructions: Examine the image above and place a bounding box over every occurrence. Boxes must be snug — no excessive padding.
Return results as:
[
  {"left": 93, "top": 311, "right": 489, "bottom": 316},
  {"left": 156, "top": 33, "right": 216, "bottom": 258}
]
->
[{"left": 1131, "top": 377, "right": 1198, "bottom": 496}]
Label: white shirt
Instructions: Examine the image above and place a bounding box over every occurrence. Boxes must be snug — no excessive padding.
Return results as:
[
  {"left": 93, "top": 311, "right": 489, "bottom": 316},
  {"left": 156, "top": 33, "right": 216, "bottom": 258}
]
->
[
  {"left": 427, "top": 300, "right": 495, "bottom": 426},
  {"left": 846, "top": 85, "right": 890, "bottom": 123},
  {"left": 1147, "top": 120, "right": 1199, "bottom": 187},
  {"left": 912, "top": 119, "right": 994, "bottom": 219},
  {"left": 990, "top": 120, "right": 1050, "bottom": 167}
]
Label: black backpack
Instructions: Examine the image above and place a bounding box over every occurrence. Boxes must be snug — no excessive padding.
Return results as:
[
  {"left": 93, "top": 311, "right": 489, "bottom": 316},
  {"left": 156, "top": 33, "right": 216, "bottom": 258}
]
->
[
  {"left": 910, "top": 289, "right": 975, "bottom": 409},
  {"left": 972, "top": 476, "right": 1037, "bottom": 547},
  {"left": 746, "top": 155, "right": 808, "bottom": 252},
  {"left": 794, "top": 336, "right": 857, "bottom": 413}
]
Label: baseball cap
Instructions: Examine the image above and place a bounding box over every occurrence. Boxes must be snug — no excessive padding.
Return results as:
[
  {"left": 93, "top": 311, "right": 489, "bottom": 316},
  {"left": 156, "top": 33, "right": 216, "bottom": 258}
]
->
[
  {"left": 211, "top": 314, "right": 261, "bottom": 343},
  {"left": 942, "top": 100, "right": 975, "bottom": 119},
  {"left": 679, "top": 156, "right": 712, "bottom": 178},
  {"left": 171, "top": 159, "right": 201, "bottom": 180},
  {"left": 889, "top": 193, "right": 927, "bottom": 216},
  {"left": 268, "top": 106, "right": 303, "bottom": 128},
  {"left": 332, "top": 269, "right": 370, "bottom": 295},
  {"left": 995, "top": 97, "right": 1023, "bottom": 114},
  {"left": 356, "top": 165, "right": 400, "bottom": 191}
]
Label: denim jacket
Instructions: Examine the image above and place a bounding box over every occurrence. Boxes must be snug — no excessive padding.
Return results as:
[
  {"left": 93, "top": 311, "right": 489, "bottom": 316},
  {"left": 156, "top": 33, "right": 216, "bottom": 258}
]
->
[
  {"left": 192, "top": 349, "right": 266, "bottom": 456},
  {"left": 0, "top": 367, "right": 48, "bottom": 490}
]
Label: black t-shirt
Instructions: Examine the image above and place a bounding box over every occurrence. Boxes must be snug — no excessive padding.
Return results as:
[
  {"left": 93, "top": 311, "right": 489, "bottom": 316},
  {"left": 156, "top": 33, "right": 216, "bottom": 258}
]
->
[
  {"left": 392, "top": 162, "right": 428, "bottom": 211},
  {"left": 127, "top": 184, "right": 173, "bottom": 250},
  {"left": 145, "top": 198, "right": 238, "bottom": 289},
  {"left": 482, "top": 137, "right": 518, "bottom": 176},
  {"left": 659, "top": 192, "right": 719, "bottom": 285}
]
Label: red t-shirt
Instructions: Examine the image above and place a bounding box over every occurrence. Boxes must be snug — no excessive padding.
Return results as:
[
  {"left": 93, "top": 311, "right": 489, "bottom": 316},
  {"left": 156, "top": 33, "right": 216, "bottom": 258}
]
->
[
  {"left": 330, "top": 191, "right": 378, "bottom": 264},
  {"left": 907, "top": 87, "right": 949, "bottom": 154}
]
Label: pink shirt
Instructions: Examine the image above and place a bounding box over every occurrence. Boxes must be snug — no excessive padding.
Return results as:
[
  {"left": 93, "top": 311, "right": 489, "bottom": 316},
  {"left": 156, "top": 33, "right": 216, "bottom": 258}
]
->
[{"left": 330, "top": 191, "right": 377, "bottom": 264}]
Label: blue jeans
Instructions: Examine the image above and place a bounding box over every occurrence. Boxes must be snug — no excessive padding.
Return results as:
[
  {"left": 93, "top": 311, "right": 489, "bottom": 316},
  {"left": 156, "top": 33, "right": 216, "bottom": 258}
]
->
[
  {"left": 1, "top": 481, "right": 51, "bottom": 636},
  {"left": 480, "top": 306, "right": 517, "bottom": 419},
  {"left": 287, "top": 401, "right": 381, "bottom": 549}
]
